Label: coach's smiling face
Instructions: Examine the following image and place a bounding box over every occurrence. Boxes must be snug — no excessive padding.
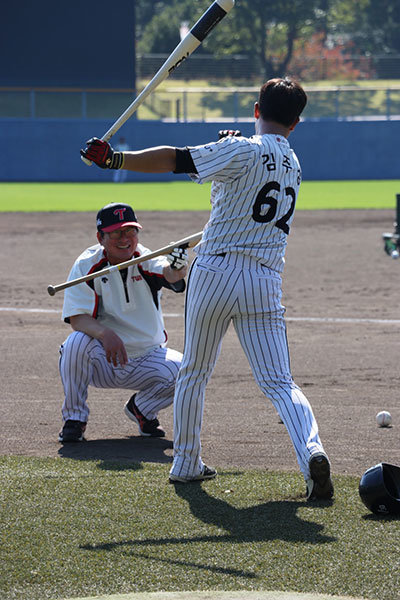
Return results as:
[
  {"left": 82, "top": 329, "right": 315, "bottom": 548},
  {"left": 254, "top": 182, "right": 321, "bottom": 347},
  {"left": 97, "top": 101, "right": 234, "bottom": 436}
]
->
[{"left": 97, "top": 226, "right": 139, "bottom": 265}]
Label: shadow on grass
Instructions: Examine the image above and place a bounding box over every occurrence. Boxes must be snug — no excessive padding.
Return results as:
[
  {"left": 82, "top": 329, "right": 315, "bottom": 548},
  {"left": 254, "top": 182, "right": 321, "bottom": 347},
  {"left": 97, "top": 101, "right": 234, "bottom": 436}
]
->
[
  {"left": 171, "top": 482, "right": 336, "bottom": 545},
  {"left": 58, "top": 436, "right": 173, "bottom": 470},
  {"left": 81, "top": 480, "right": 336, "bottom": 576}
]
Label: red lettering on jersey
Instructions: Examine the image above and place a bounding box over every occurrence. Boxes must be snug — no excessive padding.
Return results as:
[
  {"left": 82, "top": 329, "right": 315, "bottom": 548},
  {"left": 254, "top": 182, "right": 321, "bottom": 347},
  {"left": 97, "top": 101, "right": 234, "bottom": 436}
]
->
[
  {"left": 113, "top": 208, "right": 126, "bottom": 220},
  {"left": 132, "top": 275, "right": 142, "bottom": 282}
]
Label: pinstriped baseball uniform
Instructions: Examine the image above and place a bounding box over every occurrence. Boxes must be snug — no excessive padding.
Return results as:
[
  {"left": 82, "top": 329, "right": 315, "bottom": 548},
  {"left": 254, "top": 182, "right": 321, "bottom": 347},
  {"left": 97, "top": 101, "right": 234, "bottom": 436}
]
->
[
  {"left": 60, "top": 242, "right": 183, "bottom": 424},
  {"left": 170, "top": 134, "right": 327, "bottom": 481}
]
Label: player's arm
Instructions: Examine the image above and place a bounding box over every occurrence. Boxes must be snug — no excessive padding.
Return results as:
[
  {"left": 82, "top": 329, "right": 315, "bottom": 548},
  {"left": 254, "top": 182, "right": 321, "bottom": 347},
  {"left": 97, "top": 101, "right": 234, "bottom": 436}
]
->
[
  {"left": 123, "top": 147, "right": 177, "bottom": 172},
  {"left": 80, "top": 138, "right": 177, "bottom": 172},
  {"left": 69, "top": 314, "right": 128, "bottom": 367},
  {"left": 80, "top": 138, "right": 198, "bottom": 174}
]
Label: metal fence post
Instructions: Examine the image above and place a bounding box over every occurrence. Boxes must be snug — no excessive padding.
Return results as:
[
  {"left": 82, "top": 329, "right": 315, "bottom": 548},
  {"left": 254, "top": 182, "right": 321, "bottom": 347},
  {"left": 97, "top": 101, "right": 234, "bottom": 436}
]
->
[
  {"left": 386, "top": 88, "right": 391, "bottom": 120},
  {"left": 234, "top": 91, "right": 239, "bottom": 122},
  {"left": 335, "top": 88, "right": 340, "bottom": 119},
  {"left": 183, "top": 90, "right": 187, "bottom": 122},
  {"left": 396, "top": 194, "right": 400, "bottom": 235}
]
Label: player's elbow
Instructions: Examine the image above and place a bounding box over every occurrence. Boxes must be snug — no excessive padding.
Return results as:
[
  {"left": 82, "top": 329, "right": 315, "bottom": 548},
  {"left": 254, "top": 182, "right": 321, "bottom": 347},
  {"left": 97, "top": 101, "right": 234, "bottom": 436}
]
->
[{"left": 156, "top": 147, "right": 177, "bottom": 172}]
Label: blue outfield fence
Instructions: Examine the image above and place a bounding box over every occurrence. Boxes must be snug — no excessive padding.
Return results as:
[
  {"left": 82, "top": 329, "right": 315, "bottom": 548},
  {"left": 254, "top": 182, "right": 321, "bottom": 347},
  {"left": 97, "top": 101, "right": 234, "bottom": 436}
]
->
[{"left": 1, "top": 118, "right": 399, "bottom": 182}]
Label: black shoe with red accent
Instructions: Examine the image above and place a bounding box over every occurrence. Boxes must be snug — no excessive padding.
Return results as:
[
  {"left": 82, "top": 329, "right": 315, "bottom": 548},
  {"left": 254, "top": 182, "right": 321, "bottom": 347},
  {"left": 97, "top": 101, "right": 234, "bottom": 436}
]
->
[
  {"left": 58, "top": 419, "right": 87, "bottom": 443},
  {"left": 124, "top": 394, "right": 165, "bottom": 438}
]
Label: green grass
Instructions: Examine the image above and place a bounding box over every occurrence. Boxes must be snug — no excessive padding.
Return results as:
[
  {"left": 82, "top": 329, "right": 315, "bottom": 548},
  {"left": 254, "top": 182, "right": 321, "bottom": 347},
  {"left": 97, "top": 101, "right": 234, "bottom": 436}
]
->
[
  {"left": 0, "top": 182, "right": 211, "bottom": 212},
  {"left": 1, "top": 456, "right": 399, "bottom": 600},
  {"left": 0, "top": 181, "right": 399, "bottom": 212},
  {"left": 298, "top": 180, "right": 400, "bottom": 210}
]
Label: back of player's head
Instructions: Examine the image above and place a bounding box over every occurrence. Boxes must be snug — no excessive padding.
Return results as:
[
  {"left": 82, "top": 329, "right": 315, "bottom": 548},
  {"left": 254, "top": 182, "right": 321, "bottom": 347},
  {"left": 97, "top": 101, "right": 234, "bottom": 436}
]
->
[{"left": 258, "top": 78, "right": 307, "bottom": 127}]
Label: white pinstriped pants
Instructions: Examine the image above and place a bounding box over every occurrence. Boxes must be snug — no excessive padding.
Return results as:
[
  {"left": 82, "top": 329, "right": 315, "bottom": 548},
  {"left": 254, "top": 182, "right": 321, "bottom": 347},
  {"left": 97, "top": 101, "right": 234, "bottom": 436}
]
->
[
  {"left": 59, "top": 331, "right": 182, "bottom": 423},
  {"left": 170, "top": 253, "right": 326, "bottom": 481}
]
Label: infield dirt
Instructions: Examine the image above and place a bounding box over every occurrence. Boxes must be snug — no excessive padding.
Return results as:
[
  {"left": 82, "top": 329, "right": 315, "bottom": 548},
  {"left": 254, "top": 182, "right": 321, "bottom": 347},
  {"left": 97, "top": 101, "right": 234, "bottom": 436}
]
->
[{"left": 1, "top": 209, "right": 399, "bottom": 478}]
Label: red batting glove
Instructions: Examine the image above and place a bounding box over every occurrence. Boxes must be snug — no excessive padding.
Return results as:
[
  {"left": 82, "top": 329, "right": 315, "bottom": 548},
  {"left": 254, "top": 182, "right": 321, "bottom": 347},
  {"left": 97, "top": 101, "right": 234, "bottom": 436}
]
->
[{"left": 80, "top": 138, "right": 124, "bottom": 169}]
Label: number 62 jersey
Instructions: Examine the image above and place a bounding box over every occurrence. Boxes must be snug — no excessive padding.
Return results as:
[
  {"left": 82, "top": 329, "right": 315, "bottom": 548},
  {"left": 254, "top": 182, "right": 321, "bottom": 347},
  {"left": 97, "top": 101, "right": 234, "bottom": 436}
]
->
[{"left": 187, "top": 133, "right": 302, "bottom": 273}]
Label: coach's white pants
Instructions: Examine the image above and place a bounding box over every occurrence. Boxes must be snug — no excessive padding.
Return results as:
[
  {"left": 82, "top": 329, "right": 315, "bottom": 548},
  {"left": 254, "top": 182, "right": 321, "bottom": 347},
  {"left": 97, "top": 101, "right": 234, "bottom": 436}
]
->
[
  {"left": 59, "top": 331, "right": 182, "bottom": 423},
  {"left": 170, "top": 253, "right": 326, "bottom": 481}
]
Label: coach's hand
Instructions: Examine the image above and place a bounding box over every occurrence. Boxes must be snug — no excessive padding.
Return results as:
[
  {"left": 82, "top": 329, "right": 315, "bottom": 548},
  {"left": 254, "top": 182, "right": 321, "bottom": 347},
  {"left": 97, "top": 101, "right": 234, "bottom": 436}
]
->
[
  {"left": 166, "top": 246, "right": 188, "bottom": 270},
  {"left": 80, "top": 138, "right": 124, "bottom": 169},
  {"left": 218, "top": 129, "right": 242, "bottom": 139},
  {"left": 99, "top": 329, "right": 128, "bottom": 367}
]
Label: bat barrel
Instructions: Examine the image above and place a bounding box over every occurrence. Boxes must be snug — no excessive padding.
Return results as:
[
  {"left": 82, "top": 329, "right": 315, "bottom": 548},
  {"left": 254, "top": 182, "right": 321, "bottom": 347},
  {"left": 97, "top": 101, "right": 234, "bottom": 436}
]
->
[{"left": 191, "top": 0, "right": 234, "bottom": 42}]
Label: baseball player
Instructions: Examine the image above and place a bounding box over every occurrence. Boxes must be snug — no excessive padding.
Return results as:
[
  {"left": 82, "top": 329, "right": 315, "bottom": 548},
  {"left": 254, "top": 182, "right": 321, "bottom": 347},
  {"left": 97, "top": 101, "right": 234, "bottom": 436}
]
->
[
  {"left": 58, "top": 202, "right": 188, "bottom": 443},
  {"left": 80, "top": 78, "right": 334, "bottom": 501}
]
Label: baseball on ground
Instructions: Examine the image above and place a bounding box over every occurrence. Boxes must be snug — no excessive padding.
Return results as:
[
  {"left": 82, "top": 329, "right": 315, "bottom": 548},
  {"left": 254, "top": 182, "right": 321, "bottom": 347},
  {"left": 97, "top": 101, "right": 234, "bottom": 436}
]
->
[{"left": 376, "top": 411, "right": 392, "bottom": 427}]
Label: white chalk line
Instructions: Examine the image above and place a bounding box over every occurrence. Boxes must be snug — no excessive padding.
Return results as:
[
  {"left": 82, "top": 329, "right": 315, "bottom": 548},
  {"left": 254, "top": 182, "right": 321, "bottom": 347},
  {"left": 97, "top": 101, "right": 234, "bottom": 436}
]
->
[
  {"left": 287, "top": 316, "right": 400, "bottom": 325},
  {"left": 1, "top": 306, "right": 400, "bottom": 325},
  {"left": 0, "top": 307, "right": 61, "bottom": 314}
]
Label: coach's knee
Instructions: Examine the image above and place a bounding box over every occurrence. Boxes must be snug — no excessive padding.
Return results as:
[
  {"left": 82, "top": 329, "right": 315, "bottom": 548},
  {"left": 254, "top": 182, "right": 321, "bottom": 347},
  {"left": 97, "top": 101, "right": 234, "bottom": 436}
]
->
[
  {"left": 165, "top": 348, "right": 183, "bottom": 378},
  {"left": 60, "top": 331, "right": 99, "bottom": 364}
]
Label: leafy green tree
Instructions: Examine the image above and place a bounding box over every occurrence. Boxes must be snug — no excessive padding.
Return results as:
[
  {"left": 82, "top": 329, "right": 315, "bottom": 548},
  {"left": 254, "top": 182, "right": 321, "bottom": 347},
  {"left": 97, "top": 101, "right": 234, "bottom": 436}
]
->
[
  {"left": 321, "top": 0, "right": 400, "bottom": 55},
  {"left": 137, "top": 0, "right": 211, "bottom": 54},
  {"left": 137, "top": 0, "right": 325, "bottom": 79},
  {"left": 359, "top": 0, "right": 400, "bottom": 54},
  {"left": 252, "top": 0, "right": 324, "bottom": 78},
  {"left": 135, "top": 1, "right": 167, "bottom": 42},
  {"left": 135, "top": 0, "right": 400, "bottom": 81}
]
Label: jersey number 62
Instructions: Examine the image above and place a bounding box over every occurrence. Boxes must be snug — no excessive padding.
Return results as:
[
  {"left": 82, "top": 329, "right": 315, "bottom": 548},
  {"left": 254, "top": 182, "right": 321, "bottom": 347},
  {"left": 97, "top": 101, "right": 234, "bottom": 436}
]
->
[{"left": 252, "top": 181, "right": 296, "bottom": 235}]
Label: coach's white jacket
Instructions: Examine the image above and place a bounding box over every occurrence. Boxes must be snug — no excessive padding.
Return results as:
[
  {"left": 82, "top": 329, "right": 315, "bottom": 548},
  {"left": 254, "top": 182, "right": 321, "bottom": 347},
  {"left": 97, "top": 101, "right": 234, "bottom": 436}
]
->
[{"left": 62, "top": 243, "right": 185, "bottom": 358}]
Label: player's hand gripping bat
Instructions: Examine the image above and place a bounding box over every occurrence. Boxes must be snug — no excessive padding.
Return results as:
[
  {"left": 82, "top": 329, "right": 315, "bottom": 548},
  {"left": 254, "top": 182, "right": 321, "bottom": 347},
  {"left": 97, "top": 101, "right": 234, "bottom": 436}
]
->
[{"left": 81, "top": 0, "right": 235, "bottom": 166}]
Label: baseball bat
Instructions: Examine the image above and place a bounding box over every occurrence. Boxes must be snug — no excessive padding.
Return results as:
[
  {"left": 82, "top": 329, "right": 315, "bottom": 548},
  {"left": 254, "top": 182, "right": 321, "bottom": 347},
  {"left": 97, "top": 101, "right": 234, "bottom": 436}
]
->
[
  {"left": 81, "top": 0, "right": 235, "bottom": 166},
  {"left": 47, "top": 230, "right": 203, "bottom": 296}
]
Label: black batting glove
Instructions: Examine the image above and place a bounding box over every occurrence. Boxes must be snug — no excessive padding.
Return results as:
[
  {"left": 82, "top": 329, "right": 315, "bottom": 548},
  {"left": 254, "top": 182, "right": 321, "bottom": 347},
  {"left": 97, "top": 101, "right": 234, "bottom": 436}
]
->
[
  {"left": 166, "top": 246, "right": 188, "bottom": 270},
  {"left": 80, "top": 137, "right": 124, "bottom": 169},
  {"left": 218, "top": 129, "right": 242, "bottom": 139}
]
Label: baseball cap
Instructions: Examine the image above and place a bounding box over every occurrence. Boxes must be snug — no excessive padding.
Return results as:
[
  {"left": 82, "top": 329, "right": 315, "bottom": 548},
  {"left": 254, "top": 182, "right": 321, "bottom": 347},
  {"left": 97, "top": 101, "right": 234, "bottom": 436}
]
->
[{"left": 96, "top": 203, "right": 142, "bottom": 233}]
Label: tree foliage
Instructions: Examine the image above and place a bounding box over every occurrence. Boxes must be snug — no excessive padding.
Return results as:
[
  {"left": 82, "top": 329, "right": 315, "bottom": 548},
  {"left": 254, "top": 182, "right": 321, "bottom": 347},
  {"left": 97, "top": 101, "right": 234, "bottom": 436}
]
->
[
  {"left": 137, "top": 0, "right": 325, "bottom": 78},
  {"left": 135, "top": 0, "right": 400, "bottom": 80},
  {"left": 137, "top": 0, "right": 213, "bottom": 54},
  {"left": 358, "top": 0, "right": 400, "bottom": 54}
]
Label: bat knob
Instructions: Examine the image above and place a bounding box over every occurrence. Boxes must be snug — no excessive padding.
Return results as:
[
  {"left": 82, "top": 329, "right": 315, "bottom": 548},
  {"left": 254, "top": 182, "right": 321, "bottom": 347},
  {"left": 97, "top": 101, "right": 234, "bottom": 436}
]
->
[
  {"left": 47, "top": 285, "right": 56, "bottom": 296},
  {"left": 80, "top": 155, "right": 92, "bottom": 166}
]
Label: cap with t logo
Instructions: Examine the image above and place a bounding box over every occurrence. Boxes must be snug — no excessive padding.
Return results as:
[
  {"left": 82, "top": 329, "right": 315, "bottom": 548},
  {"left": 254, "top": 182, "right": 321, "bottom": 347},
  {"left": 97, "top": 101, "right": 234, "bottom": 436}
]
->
[{"left": 96, "top": 203, "right": 142, "bottom": 233}]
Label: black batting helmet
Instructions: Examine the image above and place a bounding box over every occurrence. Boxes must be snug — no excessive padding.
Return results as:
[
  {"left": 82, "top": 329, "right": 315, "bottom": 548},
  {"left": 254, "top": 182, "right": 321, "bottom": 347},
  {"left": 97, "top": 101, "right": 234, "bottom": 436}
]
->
[{"left": 359, "top": 462, "right": 400, "bottom": 516}]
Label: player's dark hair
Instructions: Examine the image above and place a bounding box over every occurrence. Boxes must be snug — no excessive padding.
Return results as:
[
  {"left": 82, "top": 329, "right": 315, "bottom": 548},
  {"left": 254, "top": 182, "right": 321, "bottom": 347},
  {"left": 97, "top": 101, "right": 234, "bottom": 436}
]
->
[{"left": 258, "top": 77, "right": 307, "bottom": 127}]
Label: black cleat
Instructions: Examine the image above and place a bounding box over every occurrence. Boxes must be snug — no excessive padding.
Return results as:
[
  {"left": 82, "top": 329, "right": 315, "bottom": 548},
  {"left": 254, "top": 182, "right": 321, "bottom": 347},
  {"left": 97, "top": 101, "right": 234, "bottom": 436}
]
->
[
  {"left": 124, "top": 394, "right": 165, "bottom": 437},
  {"left": 58, "top": 420, "right": 87, "bottom": 443},
  {"left": 306, "top": 453, "right": 334, "bottom": 501},
  {"left": 169, "top": 465, "right": 217, "bottom": 484}
]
